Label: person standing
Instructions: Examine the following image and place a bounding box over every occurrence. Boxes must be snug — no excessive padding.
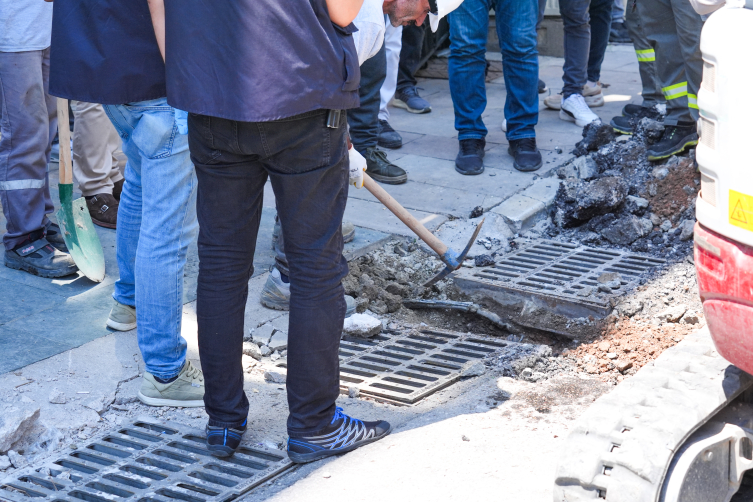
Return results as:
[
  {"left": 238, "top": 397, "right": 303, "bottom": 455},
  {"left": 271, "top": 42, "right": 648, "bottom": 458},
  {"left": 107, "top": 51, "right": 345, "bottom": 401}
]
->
[
  {"left": 0, "top": 0, "right": 77, "bottom": 278},
  {"left": 392, "top": 24, "right": 433, "bottom": 114},
  {"left": 449, "top": 0, "right": 543, "bottom": 174},
  {"left": 377, "top": 22, "right": 404, "bottom": 149},
  {"left": 49, "top": 0, "right": 205, "bottom": 407}
]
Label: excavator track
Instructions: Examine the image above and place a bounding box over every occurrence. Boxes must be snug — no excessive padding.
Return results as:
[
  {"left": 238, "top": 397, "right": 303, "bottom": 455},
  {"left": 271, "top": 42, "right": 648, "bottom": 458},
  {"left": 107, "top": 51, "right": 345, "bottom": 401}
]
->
[{"left": 554, "top": 327, "right": 753, "bottom": 502}]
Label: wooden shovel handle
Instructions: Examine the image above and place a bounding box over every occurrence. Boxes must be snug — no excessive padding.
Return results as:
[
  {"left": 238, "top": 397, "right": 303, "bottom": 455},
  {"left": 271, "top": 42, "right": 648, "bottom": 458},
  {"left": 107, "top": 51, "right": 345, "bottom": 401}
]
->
[
  {"left": 362, "top": 172, "right": 448, "bottom": 256},
  {"left": 56, "top": 98, "right": 73, "bottom": 185}
]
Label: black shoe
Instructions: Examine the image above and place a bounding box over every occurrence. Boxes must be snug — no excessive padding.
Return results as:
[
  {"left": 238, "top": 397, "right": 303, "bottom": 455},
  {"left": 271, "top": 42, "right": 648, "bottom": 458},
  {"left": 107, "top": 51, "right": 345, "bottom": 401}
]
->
[
  {"left": 4, "top": 237, "right": 78, "bottom": 278},
  {"left": 364, "top": 148, "right": 408, "bottom": 184},
  {"left": 393, "top": 86, "right": 431, "bottom": 114},
  {"left": 44, "top": 221, "right": 68, "bottom": 252},
  {"left": 287, "top": 407, "right": 391, "bottom": 464},
  {"left": 508, "top": 137, "right": 543, "bottom": 172},
  {"left": 538, "top": 79, "right": 547, "bottom": 94},
  {"left": 206, "top": 420, "right": 247, "bottom": 457},
  {"left": 455, "top": 138, "right": 485, "bottom": 175},
  {"left": 647, "top": 124, "right": 698, "bottom": 161},
  {"left": 610, "top": 115, "right": 634, "bottom": 135},
  {"left": 622, "top": 103, "right": 662, "bottom": 120},
  {"left": 609, "top": 22, "right": 632, "bottom": 43},
  {"left": 377, "top": 120, "right": 403, "bottom": 149}
]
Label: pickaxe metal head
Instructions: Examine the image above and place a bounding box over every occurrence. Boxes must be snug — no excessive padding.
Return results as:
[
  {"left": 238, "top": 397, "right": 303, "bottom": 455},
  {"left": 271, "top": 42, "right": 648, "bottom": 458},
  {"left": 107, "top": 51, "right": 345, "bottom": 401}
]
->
[{"left": 423, "top": 219, "right": 485, "bottom": 287}]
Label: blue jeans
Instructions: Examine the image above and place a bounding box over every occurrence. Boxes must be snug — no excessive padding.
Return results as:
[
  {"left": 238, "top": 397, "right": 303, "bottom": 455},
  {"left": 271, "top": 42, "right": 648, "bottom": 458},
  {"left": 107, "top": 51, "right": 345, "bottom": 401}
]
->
[
  {"left": 560, "top": 0, "right": 613, "bottom": 97},
  {"left": 104, "top": 98, "right": 198, "bottom": 381},
  {"left": 448, "top": 0, "right": 539, "bottom": 141}
]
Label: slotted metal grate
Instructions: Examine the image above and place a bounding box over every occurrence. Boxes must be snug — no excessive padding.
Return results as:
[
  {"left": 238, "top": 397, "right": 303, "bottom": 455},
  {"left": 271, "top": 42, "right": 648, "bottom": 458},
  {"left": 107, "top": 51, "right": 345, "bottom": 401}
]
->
[
  {"left": 0, "top": 421, "right": 292, "bottom": 502},
  {"left": 454, "top": 239, "right": 664, "bottom": 316},
  {"left": 279, "top": 328, "right": 516, "bottom": 406}
]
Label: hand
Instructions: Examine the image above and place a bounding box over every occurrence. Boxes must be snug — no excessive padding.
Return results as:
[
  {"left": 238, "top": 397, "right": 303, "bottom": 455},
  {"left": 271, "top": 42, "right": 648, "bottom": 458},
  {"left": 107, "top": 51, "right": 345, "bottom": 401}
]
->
[
  {"left": 349, "top": 148, "right": 367, "bottom": 189},
  {"left": 174, "top": 109, "right": 188, "bottom": 135}
]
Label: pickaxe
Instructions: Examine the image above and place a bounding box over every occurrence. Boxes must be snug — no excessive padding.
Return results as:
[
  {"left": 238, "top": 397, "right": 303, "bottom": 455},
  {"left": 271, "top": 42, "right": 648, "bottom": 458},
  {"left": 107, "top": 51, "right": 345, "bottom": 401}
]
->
[{"left": 362, "top": 173, "right": 484, "bottom": 287}]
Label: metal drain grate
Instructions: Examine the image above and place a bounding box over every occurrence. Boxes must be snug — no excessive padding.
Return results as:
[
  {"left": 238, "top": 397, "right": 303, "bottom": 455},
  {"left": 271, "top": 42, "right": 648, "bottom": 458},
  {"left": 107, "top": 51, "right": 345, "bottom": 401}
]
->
[
  {"left": 279, "top": 329, "right": 516, "bottom": 406},
  {"left": 454, "top": 239, "right": 664, "bottom": 317},
  {"left": 0, "top": 421, "right": 292, "bottom": 502}
]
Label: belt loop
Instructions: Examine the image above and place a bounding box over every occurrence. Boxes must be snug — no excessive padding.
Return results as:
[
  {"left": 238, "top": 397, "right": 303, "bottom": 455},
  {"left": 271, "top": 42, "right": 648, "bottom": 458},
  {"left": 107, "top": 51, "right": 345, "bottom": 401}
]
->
[{"left": 326, "top": 109, "right": 342, "bottom": 129}]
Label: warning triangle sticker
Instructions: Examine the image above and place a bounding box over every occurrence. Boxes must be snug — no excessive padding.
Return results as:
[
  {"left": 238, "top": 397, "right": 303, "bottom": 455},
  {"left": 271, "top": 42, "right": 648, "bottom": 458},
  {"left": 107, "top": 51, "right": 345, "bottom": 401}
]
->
[{"left": 732, "top": 199, "right": 748, "bottom": 224}]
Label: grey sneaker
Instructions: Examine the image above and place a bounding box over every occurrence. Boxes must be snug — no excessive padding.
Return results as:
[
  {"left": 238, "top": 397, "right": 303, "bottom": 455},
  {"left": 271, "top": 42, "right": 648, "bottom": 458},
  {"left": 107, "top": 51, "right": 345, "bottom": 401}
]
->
[
  {"left": 138, "top": 360, "right": 205, "bottom": 407},
  {"left": 4, "top": 238, "right": 78, "bottom": 278},
  {"left": 260, "top": 267, "right": 356, "bottom": 316},
  {"left": 107, "top": 301, "right": 137, "bottom": 331}
]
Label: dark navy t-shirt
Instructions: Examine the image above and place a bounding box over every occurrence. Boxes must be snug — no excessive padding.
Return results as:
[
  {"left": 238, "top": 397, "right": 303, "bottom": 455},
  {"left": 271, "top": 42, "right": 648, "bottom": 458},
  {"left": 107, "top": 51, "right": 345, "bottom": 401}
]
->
[
  {"left": 48, "top": 0, "right": 165, "bottom": 104},
  {"left": 163, "top": 0, "right": 361, "bottom": 122}
]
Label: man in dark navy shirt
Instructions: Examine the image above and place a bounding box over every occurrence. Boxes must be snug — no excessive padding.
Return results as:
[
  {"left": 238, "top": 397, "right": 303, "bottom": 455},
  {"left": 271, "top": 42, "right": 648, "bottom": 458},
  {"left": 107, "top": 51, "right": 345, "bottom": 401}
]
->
[
  {"left": 162, "top": 0, "right": 448, "bottom": 461},
  {"left": 48, "top": 0, "right": 206, "bottom": 408}
]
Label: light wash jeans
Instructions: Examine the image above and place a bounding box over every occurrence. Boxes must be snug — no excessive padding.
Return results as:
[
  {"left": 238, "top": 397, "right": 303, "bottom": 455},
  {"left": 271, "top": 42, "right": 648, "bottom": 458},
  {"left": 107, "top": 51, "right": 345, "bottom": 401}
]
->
[{"left": 104, "top": 98, "right": 198, "bottom": 381}]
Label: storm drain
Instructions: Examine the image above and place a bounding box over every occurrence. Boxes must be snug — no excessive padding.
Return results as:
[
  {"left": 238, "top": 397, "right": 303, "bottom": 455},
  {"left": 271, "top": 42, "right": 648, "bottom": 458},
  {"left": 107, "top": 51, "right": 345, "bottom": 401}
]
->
[
  {"left": 280, "top": 328, "right": 514, "bottom": 406},
  {"left": 0, "top": 421, "right": 292, "bottom": 502},
  {"left": 454, "top": 239, "right": 664, "bottom": 317}
]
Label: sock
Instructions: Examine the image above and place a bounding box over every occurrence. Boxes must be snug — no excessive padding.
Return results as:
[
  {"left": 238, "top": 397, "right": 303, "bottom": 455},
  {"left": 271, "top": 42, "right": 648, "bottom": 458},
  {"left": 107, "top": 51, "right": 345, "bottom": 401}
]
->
[
  {"left": 154, "top": 374, "right": 179, "bottom": 384},
  {"left": 280, "top": 272, "right": 290, "bottom": 284}
]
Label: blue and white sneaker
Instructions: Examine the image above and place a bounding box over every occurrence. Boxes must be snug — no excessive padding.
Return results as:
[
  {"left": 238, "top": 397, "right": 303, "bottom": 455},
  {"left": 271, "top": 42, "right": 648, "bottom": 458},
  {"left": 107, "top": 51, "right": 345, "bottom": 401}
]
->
[
  {"left": 206, "top": 420, "right": 247, "bottom": 457},
  {"left": 287, "top": 407, "right": 391, "bottom": 463}
]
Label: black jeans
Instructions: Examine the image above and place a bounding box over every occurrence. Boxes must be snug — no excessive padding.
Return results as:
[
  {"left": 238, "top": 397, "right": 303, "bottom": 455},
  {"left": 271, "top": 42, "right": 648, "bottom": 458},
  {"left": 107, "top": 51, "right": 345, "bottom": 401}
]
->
[
  {"left": 348, "top": 41, "right": 386, "bottom": 154},
  {"left": 187, "top": 109, "right": 349, "bottom": 435},
  {"left": 396, "top": 24, "right": 426, "bottom": 93}
]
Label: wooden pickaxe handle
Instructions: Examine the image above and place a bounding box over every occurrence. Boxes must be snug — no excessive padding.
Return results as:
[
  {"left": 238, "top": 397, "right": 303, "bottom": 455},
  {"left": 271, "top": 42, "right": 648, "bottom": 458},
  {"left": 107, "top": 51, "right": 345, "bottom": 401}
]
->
[{"left": 362, "top": 173, "right": 448, "bottom": 256}]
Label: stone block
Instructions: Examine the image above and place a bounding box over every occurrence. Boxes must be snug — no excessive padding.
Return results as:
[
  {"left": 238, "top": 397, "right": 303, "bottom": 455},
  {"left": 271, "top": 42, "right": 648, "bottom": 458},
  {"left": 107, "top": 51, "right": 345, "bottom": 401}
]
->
[
  {"left": 490, "top": 194, "right": 546, "bottom": 233},
  {"left": 252, "top": 323, "right": 276, "bottom": 346},
  {"left": 0, "top": 404, "right": 39, "bottom": 453},
  {"left": 268, "top": 331, "right": 288, "bottom": 351},
  {"left": 521, "top": 178, "right": 561, "bottom": 207}
]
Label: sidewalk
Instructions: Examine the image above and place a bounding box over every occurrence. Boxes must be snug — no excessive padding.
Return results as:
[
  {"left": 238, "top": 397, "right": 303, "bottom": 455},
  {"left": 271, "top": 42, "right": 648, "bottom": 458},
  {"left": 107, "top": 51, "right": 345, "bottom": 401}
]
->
[{"left": 0, "top": 45, "right": 644, "bottom": 499}]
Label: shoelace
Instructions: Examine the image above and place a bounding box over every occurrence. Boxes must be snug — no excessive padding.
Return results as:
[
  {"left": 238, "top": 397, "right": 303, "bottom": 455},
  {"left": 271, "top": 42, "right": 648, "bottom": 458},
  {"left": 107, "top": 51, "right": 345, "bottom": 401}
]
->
[
  {"left": 183, "top": 362, "right": 204, "bottom": 383},
  {"left": 460, "top": 139, "right": 485, "bottom": 156},
  {"left": 401, "top": 86, "right": 424, "bottom": 99},
  {"left": 514, "top": 137, "right": 537, "bottom": 153},
  {"left": 565, "top": 94, "right": 592, "bottom": 114},
  {"left": 370, "top": 148, "right": 391, "bottom": 163}
]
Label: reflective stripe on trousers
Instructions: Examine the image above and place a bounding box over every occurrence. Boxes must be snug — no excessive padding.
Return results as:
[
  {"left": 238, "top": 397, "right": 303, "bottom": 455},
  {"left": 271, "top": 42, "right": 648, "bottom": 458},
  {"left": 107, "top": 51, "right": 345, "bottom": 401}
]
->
[
  {"left": 0, "top": 179, "right": 46, "bottom": 191},
  {"left": 635, "top": 48, "right": 655, "bottom": 62}
]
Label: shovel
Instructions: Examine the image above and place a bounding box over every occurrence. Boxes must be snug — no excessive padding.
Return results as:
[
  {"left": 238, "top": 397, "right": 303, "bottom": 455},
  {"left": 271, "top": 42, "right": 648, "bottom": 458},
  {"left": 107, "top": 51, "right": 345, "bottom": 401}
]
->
[
  {"left": 362, "top": 173, "right": 483, "bottom": 287},
  {"left": 55, "top": 98, "right": 106, "bottom": 283}
]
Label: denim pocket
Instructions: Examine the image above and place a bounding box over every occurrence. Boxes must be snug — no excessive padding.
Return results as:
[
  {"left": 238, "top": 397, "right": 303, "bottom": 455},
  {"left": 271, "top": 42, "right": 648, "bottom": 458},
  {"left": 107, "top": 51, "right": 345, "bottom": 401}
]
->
[
  {"left": 332, "top": 22, "right": 360, "bottom": 92},
  {"left": 187, "top": 114, "right": 223, "bottom": 165}
]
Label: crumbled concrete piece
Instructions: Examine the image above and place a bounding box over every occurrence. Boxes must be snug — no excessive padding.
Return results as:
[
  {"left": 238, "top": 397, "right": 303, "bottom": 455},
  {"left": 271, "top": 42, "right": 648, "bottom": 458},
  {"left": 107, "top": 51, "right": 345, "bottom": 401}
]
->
[
  {"left": 576, "top": 286, "right": 593, "bottom": 297},
  {"left": 354, "top": 297, "right": 369, "bottom": 313},
  {"left": 49, "top": 389, "right": 66, "bottom": 404},
  {"left": 572, "top": 156, "right": 598, "bottom": 180},
  {"left": 462, "top": 435, "right": 471, "bottom": 442},
  {"left": 7, "top": 450, "right": 26, "bottom": 468},
  {"left": 606, "top": 280, "right": 621, "bottom": 290},
  {"left": 649, "top": 213, "right": 662, "bottom": 226},
  {"left": 681, "top": 311, "right": 701, "bottom": 325},
  {"left": 84, "top": 394, "right": 114, "bottom": 415},
  {"left": 573, "top": 122, "right": 615, "bottom": 156},
  {"left": 607, "top": 353, "right": 618, "bottom": 360},
  {"left": 253, "top": 323, "right": 276, "bottom": 346},
  {"left": 618, "top": 300, "right": 644, "bottom": 317},
  {"left": 679, "top": 219, "right": 695, "bottom": 241},
  {"left": 598, "top": 284, "right": 612, "bottom": 293},
  {"left": 264, "top": 371, "right": 286, "bottom": 384},
  {"left": 0, "top": 455, "right": 11, "bottom": 471},
  {"left": 625, "top": 195, "right": 649, "bottom": 215},
  {"left": 268, "top": 331, "right": 288, "bottom": 351},
  {"left": 652, "top": 166, "right": 669, "bottom": 180},
  {"left": 474, "top": 254, "right": 495, "bottom": 267},
  {"left": 348, "top": 386, "right": 360, "bottom": 398},
  {"left": 0, "top": 404, "right": 40, "bottom": 454},
  {"left": 461, "top": 361, "right": 486, "bottom": 377},
  {"left": 242, "top": 355, "right": 256, "bottom": 372},
  {"left": 242, "top": 342, "right": 262, "bottom": 361},
  {"left": 520, "top": 368, "right": 533, "bottom": 379},
  {"left": 597, "top": 341, "right": 610, "bottom": 352},
  {"left": 342, "top": 313, "right": 382, "bottom": 338},
  {"left": 270, "top": 352, "right": 281, "bottom": 362},
  {"left": 660, "top": 220, "right": 672, "bottom": 232},
  {"left": 555, "top": 177, "right": 628, "bottom": 228},
  {"left": 259, "top": 345, "right": 272, "bottom": 357},
  {"left": 616, "top": 360, "right": 633, "bottom": 373},
  {"left": 657, "top": 305, "right": 688, "bottom": 323},
  {"left": 556, "top": 163, "right": 579, "bottom": 179},
  {"left": 598, "top": 215, "right": 652, "bottom": 245}
]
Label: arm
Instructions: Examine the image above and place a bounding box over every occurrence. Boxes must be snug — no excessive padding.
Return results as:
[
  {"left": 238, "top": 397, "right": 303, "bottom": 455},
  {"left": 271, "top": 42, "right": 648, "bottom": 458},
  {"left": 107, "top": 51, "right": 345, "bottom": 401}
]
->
[
  {"left": 147, "top": 0, "right": 166, "bottom": 61},
  {"left": 327, "top": 0, "right": 364, "bottom": 27}
]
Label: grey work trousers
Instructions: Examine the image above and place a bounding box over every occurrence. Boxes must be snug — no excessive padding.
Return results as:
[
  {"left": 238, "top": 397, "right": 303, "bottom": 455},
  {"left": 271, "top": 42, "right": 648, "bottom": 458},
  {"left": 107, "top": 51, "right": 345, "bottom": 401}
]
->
[
  {"left": 71, "top": 100, "right": 126, "bottom": 197},
  {"left": 0, "top": 48, "right": 57, "bottom": 251},
  {"left": 636, "top": 0, "right": 704, "bottom": 125},
  {"left": 626, "top": 0, "right": 663, "bottom": 106}
]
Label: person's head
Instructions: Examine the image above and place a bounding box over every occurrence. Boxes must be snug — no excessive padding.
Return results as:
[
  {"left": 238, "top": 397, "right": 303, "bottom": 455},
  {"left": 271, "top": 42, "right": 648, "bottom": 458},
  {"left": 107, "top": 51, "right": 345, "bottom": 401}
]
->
[{"left": 383, "top": 0, "right": 464, "bottom": 30}]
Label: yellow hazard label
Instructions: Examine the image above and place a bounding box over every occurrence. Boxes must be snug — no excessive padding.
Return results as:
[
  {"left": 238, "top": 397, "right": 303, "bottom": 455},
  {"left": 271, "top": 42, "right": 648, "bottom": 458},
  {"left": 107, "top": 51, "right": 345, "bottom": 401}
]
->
[{"left": 729, "top": 189, "right": 753, "bottom": 231}]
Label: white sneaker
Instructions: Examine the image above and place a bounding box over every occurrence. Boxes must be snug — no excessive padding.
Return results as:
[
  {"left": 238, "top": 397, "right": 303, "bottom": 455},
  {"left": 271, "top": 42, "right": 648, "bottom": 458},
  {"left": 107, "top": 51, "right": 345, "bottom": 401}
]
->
[
  {"left": 560, "top": 94, "right": 602, "bottom": 127},
  {"left": 501, "top": 119, "right": 507, "bottom": 132},
  {"left": 544, "top": 82, "right": 604, "bottom": 110}
]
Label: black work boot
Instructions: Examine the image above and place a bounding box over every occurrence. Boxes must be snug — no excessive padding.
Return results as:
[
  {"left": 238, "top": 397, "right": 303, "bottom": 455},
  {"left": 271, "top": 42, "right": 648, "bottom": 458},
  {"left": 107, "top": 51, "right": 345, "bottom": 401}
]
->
[
  {"left": 647, "top": 123, "right": 698, "bottom": 161},
  {"left": 86, "top": 193, "right": 119, "bottom": 229},
  {"left": 508, "top": 138, "right": 543, "bottom": 172},
  {"left": 377, "top": 120, "right": 402, "bottom": 149},
  {"left": 44, "top": 221, "right": 68, "bottom": 252},
  {"left": 610, "top": 115, "right": 634, "bottom": 135},
  {"left": 364, "top": 148, "right": 407, "bottom": 185},
  {"left": 4, "top": 237, "right": 78, "bottom": 278},
  {"left": 455, "top": 138, "right": 485, "bottom": 176}
]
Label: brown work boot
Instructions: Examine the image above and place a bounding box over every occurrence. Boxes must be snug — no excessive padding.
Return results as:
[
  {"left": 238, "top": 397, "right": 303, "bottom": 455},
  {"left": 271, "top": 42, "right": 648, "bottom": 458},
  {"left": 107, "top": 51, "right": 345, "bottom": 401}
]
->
[
  {"left": 86, "top": 193, "right": 119, "bottom": 229},
  {"left": 113, "top": 179, "right": 124, "bottom": 202}
]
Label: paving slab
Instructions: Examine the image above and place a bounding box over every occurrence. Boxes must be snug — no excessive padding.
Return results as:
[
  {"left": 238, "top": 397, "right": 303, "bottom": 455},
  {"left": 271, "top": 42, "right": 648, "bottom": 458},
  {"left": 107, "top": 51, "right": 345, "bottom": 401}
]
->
[
  {"left": 343, "top": 197, "right": 447, "bottom": 237},
  {"left": 491, "top": 193, "right": 547, "bottom": 233}
]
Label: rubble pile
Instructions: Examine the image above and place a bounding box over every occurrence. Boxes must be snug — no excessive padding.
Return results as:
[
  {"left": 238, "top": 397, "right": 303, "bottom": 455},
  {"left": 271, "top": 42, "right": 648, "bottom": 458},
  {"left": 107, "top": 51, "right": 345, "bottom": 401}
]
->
[
  {"left": 495, "top": 342, "right": 575, "bottom": 383},
  {"left": 548, "top": 121, "right": 699, "bottom": 262}
]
